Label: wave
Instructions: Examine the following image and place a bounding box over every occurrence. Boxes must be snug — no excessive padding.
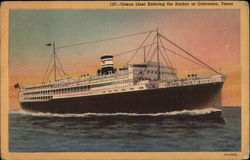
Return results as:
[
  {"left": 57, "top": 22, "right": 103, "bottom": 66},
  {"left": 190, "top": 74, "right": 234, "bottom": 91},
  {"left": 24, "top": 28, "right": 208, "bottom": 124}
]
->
[{"left": 10, "top": 108, "right": 221, "bottom": 118}]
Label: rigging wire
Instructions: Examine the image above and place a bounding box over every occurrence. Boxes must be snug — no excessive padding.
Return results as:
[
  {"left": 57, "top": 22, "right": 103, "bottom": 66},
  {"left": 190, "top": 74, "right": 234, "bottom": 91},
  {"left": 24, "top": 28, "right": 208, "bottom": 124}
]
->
[
  {"left": 113, "top": 43, "right": 157, "bottom": 57},
  {"left": 42, "top": 53, "right": 54, "bottom": 83},
  {"left": 125, "top": 31, "right": 153, "bottom": 66},
  {"left": 56, "top": 67, "right": 64, "bottom": 77},
  {"left": 56, "top": 30, "right": 156, "bottom": 50},
  {"left": 159, "top": 48, "right": 170, "bottom": 68},
  {"left": 43, "top": 30, "right": 220, "bottom": 83},
  {"left": 159, "top": 36, "right": 176, "bottom": 77},
  {"left": 148, "top": 47, "right": 157, "bottom": 62},
  {"left": 145, "top": 35, "right": 157, "bottom": 61},
  {"left": 56, "top": 66, "right": 68, "bottom": 78},
  {"left": 160, "top": 45, "right": 211, "bottom": 71},
  {"left": 43, "top": 51, "right": 71, "bottom": 83},
  {"left": 55, "top": 53, "right": 71, "bottom": 78},
  {"left": 159, "top": 48, "right": 178, "bottom": 79},
  {"left": 44, "top": 65, "right": 55, "bottom": 83},
  {"left": 43, "top": 30, "right": 156, "bottom": 82},
  {"left": 159, "top": 33, "right": 220, "bottom": 74}
]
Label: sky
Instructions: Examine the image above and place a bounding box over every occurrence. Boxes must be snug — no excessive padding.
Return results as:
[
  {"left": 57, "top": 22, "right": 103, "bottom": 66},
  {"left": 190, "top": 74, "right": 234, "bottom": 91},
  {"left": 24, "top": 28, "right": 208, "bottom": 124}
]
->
[{"left": 9, "top": 9, "right": 240, "bottom": 110}]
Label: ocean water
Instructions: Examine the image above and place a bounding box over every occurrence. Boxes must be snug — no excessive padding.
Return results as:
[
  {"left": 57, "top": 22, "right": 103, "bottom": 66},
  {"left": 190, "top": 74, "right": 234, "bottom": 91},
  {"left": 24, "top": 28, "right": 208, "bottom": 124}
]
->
[{"left": 9, "top": 107, "right": 241, "bottom": 152}]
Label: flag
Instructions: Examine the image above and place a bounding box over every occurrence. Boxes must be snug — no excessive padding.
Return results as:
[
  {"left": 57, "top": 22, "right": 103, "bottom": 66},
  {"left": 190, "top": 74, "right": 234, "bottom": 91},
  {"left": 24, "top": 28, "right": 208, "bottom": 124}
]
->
[
  {"left": 14, "top": 83, "right": 20, "bottom": 89},
  {"left": 46, "top": 43, "right": 52, "bottom": 46}
]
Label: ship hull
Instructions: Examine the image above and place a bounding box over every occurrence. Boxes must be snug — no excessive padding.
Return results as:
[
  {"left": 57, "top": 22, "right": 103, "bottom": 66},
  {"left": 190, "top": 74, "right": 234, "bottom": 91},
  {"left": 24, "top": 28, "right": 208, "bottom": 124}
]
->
[{"left": 20, "top": 82, "right": 223, "bottom": 114}]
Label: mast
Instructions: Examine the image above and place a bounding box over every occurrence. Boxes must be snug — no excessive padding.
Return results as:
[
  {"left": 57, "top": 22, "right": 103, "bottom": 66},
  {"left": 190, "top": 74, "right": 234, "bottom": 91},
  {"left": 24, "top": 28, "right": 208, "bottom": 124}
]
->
[
  {"left": 53, "top": 41, "right": 57, "bottom": 81},
  {"left": 156, "top": 28, "right": 160, "bottom": 80},
  {"left": 43, "top": 41, "right": 70, "bottom": 83}
]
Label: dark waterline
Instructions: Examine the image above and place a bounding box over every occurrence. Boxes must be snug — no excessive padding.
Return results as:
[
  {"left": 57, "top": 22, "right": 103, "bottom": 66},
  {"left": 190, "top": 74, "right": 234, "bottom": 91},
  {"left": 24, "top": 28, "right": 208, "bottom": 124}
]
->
[{"left": 9, "top": 107, "right": 241, "bottom": 152}]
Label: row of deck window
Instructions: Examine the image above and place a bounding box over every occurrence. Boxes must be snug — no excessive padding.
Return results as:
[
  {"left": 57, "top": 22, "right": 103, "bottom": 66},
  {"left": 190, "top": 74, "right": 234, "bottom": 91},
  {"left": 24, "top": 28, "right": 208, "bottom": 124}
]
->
[
  {"left": 22, "top": 85, "right": 146, "bottom": 101},
  {"left": 24, "top": 74, "right": 130, "bottom": 91},
  {"left": 22, "top": 79, "right": 133, "bottom": 97},
  {"left": 102, "top": 86, "right": 144, "bottom": 93},
  {"left": 23, "top": 86, "right": 90, "bottom": 96},
  {"left": 135, "top": 70, "right": 171, "bottom": 75},
  {"left": 23, "top": 96, "right": 52, "bottom": 101},
  {"left": 147, "top": 65, "right": 166, "bottom": 68},
  {"left": 146, "top": 71, "right": 171, "bottom": 74},
  {"left": 24, "top": 81, "right": 79, "bottom": 91}
]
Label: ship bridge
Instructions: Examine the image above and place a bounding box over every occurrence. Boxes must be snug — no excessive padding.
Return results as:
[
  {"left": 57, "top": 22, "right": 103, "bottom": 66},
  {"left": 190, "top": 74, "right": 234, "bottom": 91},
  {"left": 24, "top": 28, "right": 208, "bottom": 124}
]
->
[{"left": 129, "top": 61, "right": 176, "bottom": 83}]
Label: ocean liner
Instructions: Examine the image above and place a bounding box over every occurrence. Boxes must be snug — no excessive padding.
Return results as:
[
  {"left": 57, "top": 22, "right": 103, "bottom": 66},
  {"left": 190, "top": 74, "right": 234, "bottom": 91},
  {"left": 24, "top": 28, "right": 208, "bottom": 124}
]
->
[{"left": 17, "top": 29, "right": 226, "bottom": 114}]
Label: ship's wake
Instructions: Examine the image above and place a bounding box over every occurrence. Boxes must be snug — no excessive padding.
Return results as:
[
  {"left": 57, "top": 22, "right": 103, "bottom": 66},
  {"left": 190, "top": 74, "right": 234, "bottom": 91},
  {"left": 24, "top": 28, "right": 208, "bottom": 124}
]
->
[
  {"left": 10, "top": 108, "right": 225, "bottom": 124},
  {"left": 11, "top": 107, "right": 222, "bottom": 118}
]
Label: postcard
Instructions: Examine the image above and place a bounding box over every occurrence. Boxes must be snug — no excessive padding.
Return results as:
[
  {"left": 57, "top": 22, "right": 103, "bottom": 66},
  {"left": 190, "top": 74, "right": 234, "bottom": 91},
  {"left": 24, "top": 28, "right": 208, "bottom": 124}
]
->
[{"left": 1, "top": 1, "right": 249, "bottom": 160}]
